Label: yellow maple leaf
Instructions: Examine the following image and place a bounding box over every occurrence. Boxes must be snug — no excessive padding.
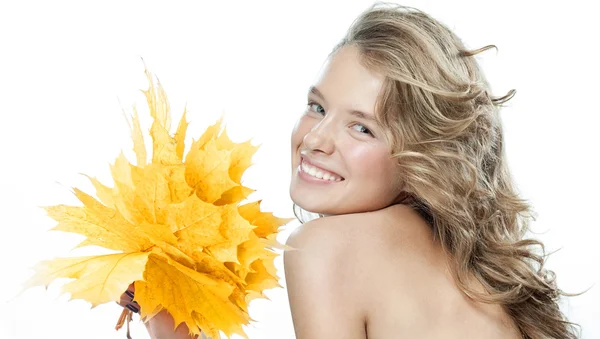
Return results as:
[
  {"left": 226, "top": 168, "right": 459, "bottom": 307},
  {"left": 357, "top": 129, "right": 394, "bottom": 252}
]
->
[
  {"left": 83, "top": 174, "right": 115, "bottom": 208},
  {"left": 246, "top": 257, "right": 281, "bottom": 294},
  {"left": 238, "top": 200, "right": 294, "bottom": 239},
  {"left": 214, "top": 129, "right": 259, "bottom": 185},
  {"left": 185, "top": 139, "right": 238, "bottom": 204},
  {"left": 174, "top": 109, "right": 189, "bottom": 161},
  {"left": 24, "top": 67, "right": 292, "bottom": 339},
  {"left": 46, "top": 188, "right": 150, "bottom": 252},
  {"left": 215, "top": 185, "right": 255, "bottom": 206},
  {"left": 186, "top": 120, "right": 257, "bottom": 206},
  {"left": 195, "top": 115, "right": 223, "bottom": 150},
  {"left": 142, "top": 67, "right": 171, "bottom": 132},
  {"left": 122, "top": 105, "right": 147, "bottom": 168},
  {"left": 25, "top": 252, "right": 150, "bottom": 307},
  {"left": 135, "top": 252, "right": 249, "bottom": 338},
  {"left": 237, "top": 232, "right": 270, "bottom": 270},
  {"left": 190, "top": 250, "right": 246, "bottom": 288},
  {"left": 168, "top": 194, "right": 225, "bottom": 249}
]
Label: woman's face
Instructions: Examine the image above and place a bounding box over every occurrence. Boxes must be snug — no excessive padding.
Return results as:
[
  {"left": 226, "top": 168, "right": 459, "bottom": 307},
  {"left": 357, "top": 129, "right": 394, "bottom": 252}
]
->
[{"left": 290, "top": 45, "right": 404, "bottom": 215}]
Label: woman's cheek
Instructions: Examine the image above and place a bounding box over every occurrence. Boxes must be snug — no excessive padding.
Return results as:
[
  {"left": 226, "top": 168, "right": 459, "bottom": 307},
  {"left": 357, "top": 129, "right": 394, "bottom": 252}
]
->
[{"left": 350, "top": 147, "right": 392, "bottom": 177}]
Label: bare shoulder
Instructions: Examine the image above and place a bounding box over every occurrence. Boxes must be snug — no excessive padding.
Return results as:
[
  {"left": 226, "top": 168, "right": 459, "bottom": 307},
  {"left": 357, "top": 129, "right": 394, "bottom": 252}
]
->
[
  {"left": 283, "top": 207, "right": 426, "bottom": 338},
  {"left": 285, "top": 204, "right": 431, "bottom": 253},
  {"left": 285, "top": 205, "right": 520, "bottom": 339},
  {"left": 284, "top": 204, "right": 438, "bottom": 314}
]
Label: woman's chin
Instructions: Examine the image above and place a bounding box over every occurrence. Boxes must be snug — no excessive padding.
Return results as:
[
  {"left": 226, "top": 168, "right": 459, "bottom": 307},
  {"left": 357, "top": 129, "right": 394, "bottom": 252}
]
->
[
  {"left": 290, "top": 179, "right": 351, "bottom": 216},
  {"left": 291, "top": 193, "right": 332, "bottom": 216},
  {"left": 292, "top": 200, "right": 320, "bottom": 215}
]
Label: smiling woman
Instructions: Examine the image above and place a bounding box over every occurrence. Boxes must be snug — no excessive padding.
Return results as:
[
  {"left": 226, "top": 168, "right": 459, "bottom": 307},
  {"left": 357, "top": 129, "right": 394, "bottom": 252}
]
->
[
  {"left": 285, "top": 3, "right": 579, "bottom": 339},
  {"left": 2, "top": 1, "right": 598, "bottom": 339}
]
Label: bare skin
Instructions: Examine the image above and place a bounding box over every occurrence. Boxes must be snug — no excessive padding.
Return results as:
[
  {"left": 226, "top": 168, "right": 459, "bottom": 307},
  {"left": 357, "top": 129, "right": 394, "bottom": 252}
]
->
[
  {"left": 285, "top": 204, "right": 521, "bottom": 339},
  {"left": 117, "top": 284, "right": 198, "bottom": 339}
]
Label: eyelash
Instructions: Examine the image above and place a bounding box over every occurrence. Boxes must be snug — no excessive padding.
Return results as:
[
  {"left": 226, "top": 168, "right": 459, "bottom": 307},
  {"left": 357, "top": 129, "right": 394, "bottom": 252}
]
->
[{"left": 306, "top": 101, "right": 374, "bottom": 137}]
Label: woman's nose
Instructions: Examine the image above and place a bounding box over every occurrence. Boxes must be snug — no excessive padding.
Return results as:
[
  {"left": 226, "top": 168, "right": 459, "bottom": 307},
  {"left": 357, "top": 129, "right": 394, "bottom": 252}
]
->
[{"left": 302, "top": 119, "right": 335, "bottom": 154}]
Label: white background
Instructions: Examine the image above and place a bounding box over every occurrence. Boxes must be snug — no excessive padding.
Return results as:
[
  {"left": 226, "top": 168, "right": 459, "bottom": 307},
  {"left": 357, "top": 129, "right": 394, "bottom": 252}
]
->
[{"left": 1, "top": 0, "right": 598, "bottom": 338}]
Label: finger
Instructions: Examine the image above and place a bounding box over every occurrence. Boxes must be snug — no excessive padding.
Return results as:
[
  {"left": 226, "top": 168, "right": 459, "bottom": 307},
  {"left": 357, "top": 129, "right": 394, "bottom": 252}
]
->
[
  {"left": 116, "top": 296, "right": 140, "bottom": 312},
  {"left": 116, "top": 282, "right": 140, "bottom": 311},
  {"left": 118, "top": 282, "right": 136, "bottom": 304},
  {"left": 118, "top": 293, "right": 135, "bottom": 307},
  {"left": 125, "top": 303, "right": 140, "bottom": 313},
  {"left": 119, "top": 297, "right": 130, "bottom": 306}
]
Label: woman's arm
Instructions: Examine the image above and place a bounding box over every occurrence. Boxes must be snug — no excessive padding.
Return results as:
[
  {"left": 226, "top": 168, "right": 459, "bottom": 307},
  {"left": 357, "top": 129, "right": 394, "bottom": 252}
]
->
[
  {"left": 143, "top": 309, "right": 199, "bottom": 339},
  {"left": 118, "top": 284, "right": 199, "bottom": 339}
]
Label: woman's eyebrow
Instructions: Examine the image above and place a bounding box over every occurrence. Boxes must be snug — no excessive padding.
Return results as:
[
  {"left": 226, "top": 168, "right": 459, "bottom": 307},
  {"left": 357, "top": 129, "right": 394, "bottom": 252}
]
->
[
  {"left": 348, "top": 109, "right": 378, "bottom": 123},
  {"left": 308, "top": 85, "right": 379, "bottom": 124},
  {"left": 308, "top": 86, "right": 326, "bottom": 103}
]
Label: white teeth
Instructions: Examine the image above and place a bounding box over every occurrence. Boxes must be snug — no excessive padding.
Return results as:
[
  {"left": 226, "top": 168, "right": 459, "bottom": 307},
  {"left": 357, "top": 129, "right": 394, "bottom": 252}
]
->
[
  {"left": 301, "top": 162, "right": 310, "bottom": 173},
  {"left": 300, "top": 160, "right": 342, "bottom": 181}
]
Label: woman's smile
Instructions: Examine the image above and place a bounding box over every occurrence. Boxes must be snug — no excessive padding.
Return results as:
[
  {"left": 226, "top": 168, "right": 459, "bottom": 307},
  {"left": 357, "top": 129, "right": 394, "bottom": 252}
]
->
[{"left": 298, "top": 156, "right": 345, "bottom": 184}]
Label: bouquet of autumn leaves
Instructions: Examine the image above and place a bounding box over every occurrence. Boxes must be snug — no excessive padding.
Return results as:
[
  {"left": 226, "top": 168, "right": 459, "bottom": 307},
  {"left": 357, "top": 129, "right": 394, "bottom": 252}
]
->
[{"left": 23, "top": 69, "right": 291, "bottom": 338}]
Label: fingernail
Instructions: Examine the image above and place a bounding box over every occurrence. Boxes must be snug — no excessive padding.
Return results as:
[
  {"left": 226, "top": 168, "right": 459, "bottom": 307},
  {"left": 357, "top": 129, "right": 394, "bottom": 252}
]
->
[
  {"left": 125, "top": 304, "right": 139, "bottom": 313},
  {"left": 125, "top": 291, "right": 134, "bottom": 299}
]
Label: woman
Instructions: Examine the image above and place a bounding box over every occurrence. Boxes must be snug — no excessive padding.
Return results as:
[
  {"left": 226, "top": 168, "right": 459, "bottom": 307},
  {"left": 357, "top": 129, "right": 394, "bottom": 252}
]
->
[{"left": 120, "top": 3, "right": 577, "bottom": 338}]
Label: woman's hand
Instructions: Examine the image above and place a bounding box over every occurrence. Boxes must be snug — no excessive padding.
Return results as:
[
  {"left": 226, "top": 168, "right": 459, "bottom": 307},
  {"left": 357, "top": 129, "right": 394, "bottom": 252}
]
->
[
  {"left": 118, "top": 283, "right": 140, "bottom": 313},
  {"left": 117, "top": 283, "right": 199, "bottom": 339}
]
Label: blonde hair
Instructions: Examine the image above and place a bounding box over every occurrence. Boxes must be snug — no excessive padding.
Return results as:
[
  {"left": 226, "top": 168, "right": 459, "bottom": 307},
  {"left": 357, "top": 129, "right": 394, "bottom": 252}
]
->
[{"left": 297, "top": 2, "right": 578, "bottom": 338}]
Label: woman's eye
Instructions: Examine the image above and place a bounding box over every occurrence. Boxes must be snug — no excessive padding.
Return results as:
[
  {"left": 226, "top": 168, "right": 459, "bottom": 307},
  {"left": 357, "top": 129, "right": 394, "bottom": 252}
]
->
[
  {"left": 353, "top": 124, "right": 373, "bottom": 136},
  {"left": 307, "top": 102, "right": 325, "bottom": 115}
]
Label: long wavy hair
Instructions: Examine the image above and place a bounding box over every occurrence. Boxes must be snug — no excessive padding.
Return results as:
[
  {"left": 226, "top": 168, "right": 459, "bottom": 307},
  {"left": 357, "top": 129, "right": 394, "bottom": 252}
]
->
[{"left": 295, "top": 3, "right": 578, "bottom": 338}]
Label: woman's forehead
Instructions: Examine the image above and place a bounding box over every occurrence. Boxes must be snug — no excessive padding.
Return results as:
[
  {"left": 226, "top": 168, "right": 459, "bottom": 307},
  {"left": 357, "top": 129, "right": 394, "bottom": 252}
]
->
[{"left": 311, "top": 46, "right": 385, "bottom": 118}]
